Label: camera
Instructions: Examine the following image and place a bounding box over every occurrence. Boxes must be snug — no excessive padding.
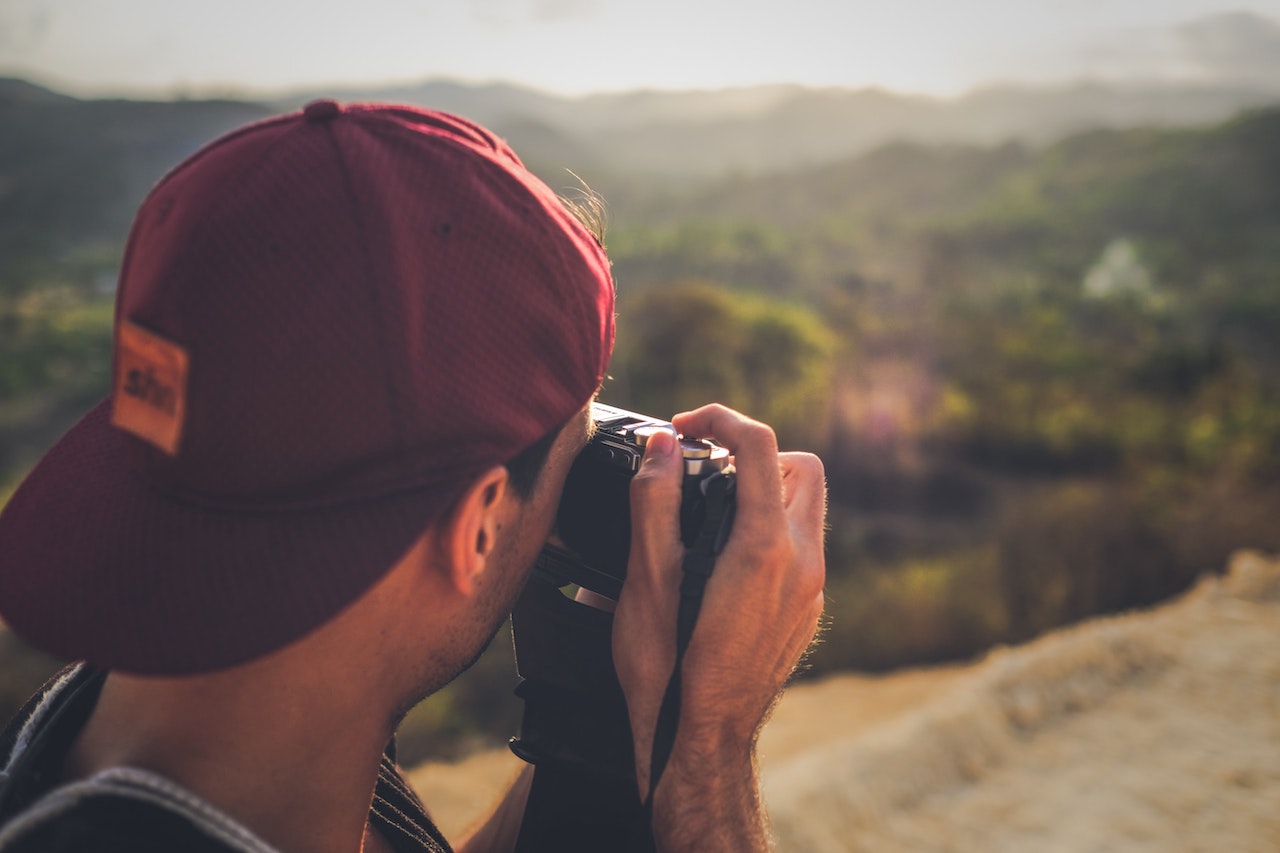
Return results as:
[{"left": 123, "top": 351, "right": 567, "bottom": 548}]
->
[{"left": 536, "top": 402, "right": 735, "bottom": 599}]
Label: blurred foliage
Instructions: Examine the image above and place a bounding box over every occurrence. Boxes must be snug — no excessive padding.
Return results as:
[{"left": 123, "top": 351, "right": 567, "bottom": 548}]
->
[
  {"left": 607, "top": 282, "right": 837, "bottom": 448},
  {"left": 2, "top": 92, "right": 1279, "bottom": 763},
  {"left": 814, "top": 546, "right": 1006, "bottom": 672},
  {"left": 599, "top": 106, "right": 1280, "bottom": 672},
  {"left": 0, "top": 285, "right": 114, "bottom": 484}
]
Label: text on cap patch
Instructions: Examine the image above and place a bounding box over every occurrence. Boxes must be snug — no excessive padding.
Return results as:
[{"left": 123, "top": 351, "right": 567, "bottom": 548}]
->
[{"left": 111, "top": 321, "right": 190, "bottom": 456}]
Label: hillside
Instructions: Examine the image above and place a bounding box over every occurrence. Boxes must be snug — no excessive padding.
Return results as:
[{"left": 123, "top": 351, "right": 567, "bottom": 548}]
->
[
  {"left": 411, "top": 551, "right": 1280, "bottom": 849},
  {"left": 767, "top": 549, "right": 1280, "bottom": 850},
  {"left": 277, "top": 78, "right": 1280, "bottom": 179},
  {"left": 2, "top": 83, "right": 1278, "bottom": 746}
]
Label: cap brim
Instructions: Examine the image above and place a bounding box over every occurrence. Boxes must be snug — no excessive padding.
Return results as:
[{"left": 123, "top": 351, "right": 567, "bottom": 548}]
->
[{"left": 0, "top": 399, "right": 464, "bottom": 675}]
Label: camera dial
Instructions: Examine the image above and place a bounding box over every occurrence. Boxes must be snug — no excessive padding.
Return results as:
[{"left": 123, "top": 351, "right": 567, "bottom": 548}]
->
[{"left": 633, "top": 426, "right": 731, "bottom": 477}]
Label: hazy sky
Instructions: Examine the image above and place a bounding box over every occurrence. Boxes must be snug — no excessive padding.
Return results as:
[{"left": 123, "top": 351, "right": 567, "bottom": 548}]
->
[{"left": 3, "top": 0, "right": 1280, "bottom": 98}]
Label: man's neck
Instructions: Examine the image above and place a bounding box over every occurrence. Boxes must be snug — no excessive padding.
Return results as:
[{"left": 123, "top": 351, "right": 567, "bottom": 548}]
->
[{"left": 63, "top": 665, "right": 398, "bottom": 853}]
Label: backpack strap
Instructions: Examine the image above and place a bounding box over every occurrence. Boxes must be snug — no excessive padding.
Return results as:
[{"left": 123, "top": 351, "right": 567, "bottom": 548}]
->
[
  {"left": 0, "top": 769, "right": 273, "bottom": 852},
  {"left": 0, "top": 665, "right": 101, "bottom": 822},
  {"left": 0, "top": 666, "right": 277, "bottom": 853}
]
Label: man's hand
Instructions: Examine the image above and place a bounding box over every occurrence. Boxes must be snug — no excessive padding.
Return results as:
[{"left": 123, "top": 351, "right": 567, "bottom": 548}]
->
[{"left": 612, "top": 404, "right": 826, "bottom": 851}]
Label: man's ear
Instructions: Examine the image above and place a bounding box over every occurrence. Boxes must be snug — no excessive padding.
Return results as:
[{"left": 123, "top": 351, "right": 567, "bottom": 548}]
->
[{"left": 441, "top": 466, "right": 510, "bottom": 597}]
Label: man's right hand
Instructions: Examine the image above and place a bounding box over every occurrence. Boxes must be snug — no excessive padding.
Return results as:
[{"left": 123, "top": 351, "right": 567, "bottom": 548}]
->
[{"left": 611, "top": 404, "right": 827, "bottom": 851}]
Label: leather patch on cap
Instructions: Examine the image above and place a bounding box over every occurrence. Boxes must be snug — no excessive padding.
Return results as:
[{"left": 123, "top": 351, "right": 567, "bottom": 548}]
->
[{"left": 111, "top": 321, "right": 189, "bottom": 456}]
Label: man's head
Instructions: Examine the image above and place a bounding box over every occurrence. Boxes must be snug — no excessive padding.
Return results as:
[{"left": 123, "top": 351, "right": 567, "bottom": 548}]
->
[
  {"left": 373, "top": 401, "right": 595, "bottom": 713},
  {"left": 0, "top": 101, "right": 615, "bottom": 676}
]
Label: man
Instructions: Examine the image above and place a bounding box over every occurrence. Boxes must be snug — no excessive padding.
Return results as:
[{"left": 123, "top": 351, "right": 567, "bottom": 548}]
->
[{"left": 0, "top": 101, "right": 826, "bottom": 851}]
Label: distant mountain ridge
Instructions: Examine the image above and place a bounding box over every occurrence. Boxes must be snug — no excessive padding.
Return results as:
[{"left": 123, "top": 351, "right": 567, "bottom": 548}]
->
[
  {"left": 3, "top": 72, "right": 1278, "bottom": 303},
  {"left": 268, "top": 76, "right": 1280, "bottom": 178},
  {"left": 5, "top": 75, "right": 1279, "bottom": 186}
]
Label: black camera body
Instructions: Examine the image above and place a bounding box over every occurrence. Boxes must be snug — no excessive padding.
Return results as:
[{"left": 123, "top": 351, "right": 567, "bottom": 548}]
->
[
  {"left": 510, "top": 403, "right": 737, "bottom": 841},
  {"left": 537, "top": 402, "right": 733, "bottom": 599}
]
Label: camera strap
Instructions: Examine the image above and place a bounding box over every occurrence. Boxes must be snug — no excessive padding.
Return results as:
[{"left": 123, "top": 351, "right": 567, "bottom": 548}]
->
[
  {"left": 641, "top": 471, "right": 737, "bottom": 824},
  {"left": 508, "top": 470, "right": 737, "bottom": 852},
  {"left": 509, "top": 577, "right": 649, "bottom": 852}
]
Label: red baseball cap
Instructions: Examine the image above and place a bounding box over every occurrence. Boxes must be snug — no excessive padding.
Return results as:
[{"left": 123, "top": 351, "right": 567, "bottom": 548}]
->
[{"left": 0, "top": 101, "right": 615, "bottom": 675}]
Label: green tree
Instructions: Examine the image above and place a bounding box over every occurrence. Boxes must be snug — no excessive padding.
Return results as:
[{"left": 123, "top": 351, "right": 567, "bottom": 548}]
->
[{"left": 610, "top": 281, "right": 837, "bottom": 449}]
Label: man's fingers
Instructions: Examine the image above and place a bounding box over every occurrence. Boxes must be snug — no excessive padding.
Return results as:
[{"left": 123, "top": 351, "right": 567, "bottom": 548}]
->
[
  {"left": 626, "top": 428, "right": 685, "bottom": 586},
  {"left": 779, "top": 451, "right": 827, "bottom": 537},
  {"left": 787, "top": 588, "right": 827, "bottom": 671},
  {"left": 672, "top": 404, "right": 783, "bottom": 521}
]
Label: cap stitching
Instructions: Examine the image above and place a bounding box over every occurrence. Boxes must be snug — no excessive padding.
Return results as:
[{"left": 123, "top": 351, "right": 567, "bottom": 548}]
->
[{"left": 315, "top": 117, "right": 410, "bottom": 454}]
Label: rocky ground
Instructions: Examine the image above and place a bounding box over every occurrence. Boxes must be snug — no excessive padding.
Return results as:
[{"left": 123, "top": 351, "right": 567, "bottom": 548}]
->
[{"left": 411, "top": 551, "right": 1280, "bottom": 851}]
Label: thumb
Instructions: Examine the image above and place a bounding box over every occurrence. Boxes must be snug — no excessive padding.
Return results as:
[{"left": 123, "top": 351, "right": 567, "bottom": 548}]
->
[{"left": 627, "top": 428, "right": 684, "bottom": 580}]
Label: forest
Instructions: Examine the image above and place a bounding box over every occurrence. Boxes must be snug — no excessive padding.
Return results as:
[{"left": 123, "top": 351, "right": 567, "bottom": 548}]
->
[
  {"left": 1, "top": 81, "right": 1278, "bottom": 762},
  {"left": 588, "top": 106, "right": 1280, "bottom": 667}
]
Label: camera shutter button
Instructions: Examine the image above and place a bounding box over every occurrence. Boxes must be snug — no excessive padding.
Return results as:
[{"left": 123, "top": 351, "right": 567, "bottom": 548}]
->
[
  {"left": 681, "top": 441, "right": 730, "bottom": 475},
  {"left": 678, "top": 439, "right": 711, "bottom": 458},
  {"left": 634, "top": 425, "right": 677, "bottom": 446}
]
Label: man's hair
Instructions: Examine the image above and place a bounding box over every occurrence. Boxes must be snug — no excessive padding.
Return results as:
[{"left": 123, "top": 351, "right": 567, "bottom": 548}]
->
[
  {"left": 505, "top": 423, "right": 563, "bottom": 500},
  {"left": 558, "top": 178, "right": 609, "bottom": 246}
]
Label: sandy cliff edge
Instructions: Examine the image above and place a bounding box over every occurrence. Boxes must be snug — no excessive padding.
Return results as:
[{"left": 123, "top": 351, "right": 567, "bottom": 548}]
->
[{"left": 409, "top": 551, "right": 1280, "bottom": 850}]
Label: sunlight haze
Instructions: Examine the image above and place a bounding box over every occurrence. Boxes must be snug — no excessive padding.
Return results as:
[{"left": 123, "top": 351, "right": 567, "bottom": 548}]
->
[{"left": 3, "top": 0, "right": 1280, "bottom": 98}]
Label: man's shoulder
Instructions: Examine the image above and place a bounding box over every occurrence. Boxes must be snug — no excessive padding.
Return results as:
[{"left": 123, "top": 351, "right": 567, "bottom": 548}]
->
[{"left": 0, "top": 787, "right": 246, "bottom": 853}]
